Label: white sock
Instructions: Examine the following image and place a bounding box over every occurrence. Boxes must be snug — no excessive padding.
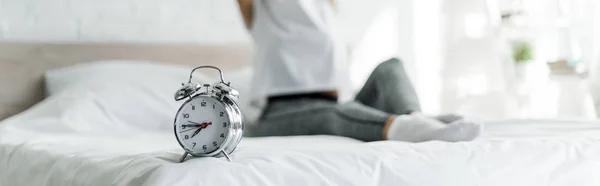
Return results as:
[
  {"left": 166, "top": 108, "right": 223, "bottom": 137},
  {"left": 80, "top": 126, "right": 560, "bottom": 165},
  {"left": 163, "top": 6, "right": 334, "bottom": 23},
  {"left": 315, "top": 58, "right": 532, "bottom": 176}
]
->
[
  {"left": 432, "top": 113, "right": 464, "bottom": 124},
  {"left": 386, "top": 114, "right": 482, "bottom": 142}
]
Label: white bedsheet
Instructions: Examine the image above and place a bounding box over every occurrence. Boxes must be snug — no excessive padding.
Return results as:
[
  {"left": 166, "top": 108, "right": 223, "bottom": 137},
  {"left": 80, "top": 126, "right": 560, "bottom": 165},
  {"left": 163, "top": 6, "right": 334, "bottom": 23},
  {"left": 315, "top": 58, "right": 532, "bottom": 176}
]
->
[{"left": 2, "top": 118, "right": 600, "bottom": 186}]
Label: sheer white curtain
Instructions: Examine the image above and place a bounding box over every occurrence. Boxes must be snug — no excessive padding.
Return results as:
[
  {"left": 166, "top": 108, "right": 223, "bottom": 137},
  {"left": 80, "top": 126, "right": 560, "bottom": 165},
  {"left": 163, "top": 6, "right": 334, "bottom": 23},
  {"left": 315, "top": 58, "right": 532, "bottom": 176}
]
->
[
  {"left": 411, "top": 0, "right": 516, "bottom": 119},
  {"left": 585, "top": 0, "right": 600, "bottom": 115}
]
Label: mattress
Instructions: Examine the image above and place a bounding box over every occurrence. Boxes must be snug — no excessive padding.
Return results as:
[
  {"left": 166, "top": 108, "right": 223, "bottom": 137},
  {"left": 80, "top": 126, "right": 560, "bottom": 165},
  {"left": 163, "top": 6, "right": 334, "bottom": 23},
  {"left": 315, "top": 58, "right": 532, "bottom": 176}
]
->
[{"left": 2, "top": 119, "right": 600, "bottom": 186}]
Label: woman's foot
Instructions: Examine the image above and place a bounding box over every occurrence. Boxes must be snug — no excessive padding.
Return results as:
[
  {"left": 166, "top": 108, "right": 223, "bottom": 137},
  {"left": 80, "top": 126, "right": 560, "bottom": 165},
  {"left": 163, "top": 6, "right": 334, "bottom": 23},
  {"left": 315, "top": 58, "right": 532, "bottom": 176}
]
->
[
  {"left": 386, "top": 114, "right": 482, "bottom": 142},
  {"left": 410, "top": 111, "right": 465, "bottom": 124},
  {"left": 432, "top": 113, "right": 464, "bottom": 124},
  {"left": 434, "top": 119, "right": 482, "bottom": 142}
]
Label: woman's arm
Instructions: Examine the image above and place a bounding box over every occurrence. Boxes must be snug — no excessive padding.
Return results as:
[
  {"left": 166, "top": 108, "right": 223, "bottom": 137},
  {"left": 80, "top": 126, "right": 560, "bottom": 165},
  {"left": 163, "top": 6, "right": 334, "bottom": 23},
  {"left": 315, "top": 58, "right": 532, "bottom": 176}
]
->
[{"left": 237, "top": 0, "right": 254, "bottom": 29}]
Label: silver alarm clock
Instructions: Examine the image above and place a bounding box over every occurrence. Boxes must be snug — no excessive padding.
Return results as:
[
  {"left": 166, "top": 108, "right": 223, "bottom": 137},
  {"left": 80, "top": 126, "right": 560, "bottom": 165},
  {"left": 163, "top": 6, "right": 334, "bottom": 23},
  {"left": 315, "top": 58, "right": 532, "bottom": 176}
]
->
[{"left": 173, "top": 65, "right": 244, "bottom": 163}]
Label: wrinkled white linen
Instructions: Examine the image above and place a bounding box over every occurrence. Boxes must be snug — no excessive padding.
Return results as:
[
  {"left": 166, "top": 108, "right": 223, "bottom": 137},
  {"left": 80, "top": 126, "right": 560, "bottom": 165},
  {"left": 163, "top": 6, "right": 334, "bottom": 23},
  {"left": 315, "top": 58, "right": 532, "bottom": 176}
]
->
[{"left": 2, "top": 113, "right": 600, "bottom": 186}]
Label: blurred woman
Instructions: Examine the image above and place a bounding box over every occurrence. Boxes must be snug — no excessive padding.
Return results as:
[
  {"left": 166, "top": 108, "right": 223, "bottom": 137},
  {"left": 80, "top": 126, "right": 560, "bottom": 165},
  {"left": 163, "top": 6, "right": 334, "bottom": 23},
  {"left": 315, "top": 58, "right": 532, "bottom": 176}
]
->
[{"left": 237, "top": 0, "right": 483, "bottom": 142}]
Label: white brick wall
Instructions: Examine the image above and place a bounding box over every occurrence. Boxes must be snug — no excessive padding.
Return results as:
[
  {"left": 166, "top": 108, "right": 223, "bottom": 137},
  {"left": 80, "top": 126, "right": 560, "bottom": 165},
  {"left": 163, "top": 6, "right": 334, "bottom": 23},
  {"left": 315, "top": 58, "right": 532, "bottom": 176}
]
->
[
  {"left": 0, "top": 0, "right": 251, "bottom": 43},
  {"left": 0, "top": 0, "right": 404, "bottom": 45}
]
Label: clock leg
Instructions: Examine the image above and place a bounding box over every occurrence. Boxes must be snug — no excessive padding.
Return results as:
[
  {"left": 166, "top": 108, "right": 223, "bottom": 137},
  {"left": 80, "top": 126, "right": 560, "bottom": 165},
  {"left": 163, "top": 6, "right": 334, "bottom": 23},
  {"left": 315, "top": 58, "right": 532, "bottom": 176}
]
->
[
  {"left": 221, "top": 149, "right": 232, "bottom": 162},
  {"left": 179, "top": 152, "right": 189, "bottom": 163}
]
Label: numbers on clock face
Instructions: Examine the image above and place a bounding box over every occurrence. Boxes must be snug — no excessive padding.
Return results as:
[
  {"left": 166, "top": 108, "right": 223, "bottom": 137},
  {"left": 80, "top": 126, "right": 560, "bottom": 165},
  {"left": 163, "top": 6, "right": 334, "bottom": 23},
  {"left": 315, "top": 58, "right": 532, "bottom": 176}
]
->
[{"left": 175, "top": 97, "right": 230, "bottom": 154}]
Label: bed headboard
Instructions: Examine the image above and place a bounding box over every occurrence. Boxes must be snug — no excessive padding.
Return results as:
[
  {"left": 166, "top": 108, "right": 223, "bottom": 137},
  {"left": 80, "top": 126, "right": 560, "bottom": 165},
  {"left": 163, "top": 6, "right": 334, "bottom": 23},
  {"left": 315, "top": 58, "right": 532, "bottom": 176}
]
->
[{"left": 0, "top": 42, "right": 254, "bottom": 121}]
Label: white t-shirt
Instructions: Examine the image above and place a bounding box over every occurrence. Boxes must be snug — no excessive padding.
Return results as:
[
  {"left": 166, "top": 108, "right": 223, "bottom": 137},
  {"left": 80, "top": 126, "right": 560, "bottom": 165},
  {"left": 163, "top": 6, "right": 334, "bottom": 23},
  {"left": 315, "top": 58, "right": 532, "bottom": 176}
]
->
[{"left": 248, "top": 0, "right": 351, "bottom": 108}]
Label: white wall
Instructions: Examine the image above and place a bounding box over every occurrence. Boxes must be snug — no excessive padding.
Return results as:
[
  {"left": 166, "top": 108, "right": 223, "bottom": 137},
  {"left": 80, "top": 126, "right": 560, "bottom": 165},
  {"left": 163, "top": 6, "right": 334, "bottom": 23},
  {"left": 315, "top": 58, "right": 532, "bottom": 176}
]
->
[
  {"left": 0, "top": 0, "right": 251, "bottom": 43},
  {"left": 0, "top": 0, "right": 406, "bottom": 46}
]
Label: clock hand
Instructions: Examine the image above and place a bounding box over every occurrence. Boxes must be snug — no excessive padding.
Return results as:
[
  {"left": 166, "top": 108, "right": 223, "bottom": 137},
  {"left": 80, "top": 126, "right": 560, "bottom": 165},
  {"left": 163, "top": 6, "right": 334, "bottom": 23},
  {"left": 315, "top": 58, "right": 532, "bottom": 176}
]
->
[
  {"left": 180, "top": 127, "right": 200, "bottom": 133},
  {"left": 188, "top": 121, "right": 209, "bottom": 125},
  {"left": 189, "top": 122, "right": 212, "bottom": 138},
  {"left": 188, "top": 121, "right": 212, "bottom": 129},
  {"left": 190, "top": 128, "right": 202, "bottom": 138},
  {"left": 179, "top": 122, "right": 213, "bottom": 134},
  {"left": 181, "top": 124, "right": 202, "bottom": 128}
]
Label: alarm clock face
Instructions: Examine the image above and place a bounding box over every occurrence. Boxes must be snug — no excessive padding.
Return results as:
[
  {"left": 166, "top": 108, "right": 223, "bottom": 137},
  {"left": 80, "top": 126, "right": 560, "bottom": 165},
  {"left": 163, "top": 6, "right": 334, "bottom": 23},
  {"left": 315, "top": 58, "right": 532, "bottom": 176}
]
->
[{"left": 174, "top": 96, "right": 231, "bottom": 155}]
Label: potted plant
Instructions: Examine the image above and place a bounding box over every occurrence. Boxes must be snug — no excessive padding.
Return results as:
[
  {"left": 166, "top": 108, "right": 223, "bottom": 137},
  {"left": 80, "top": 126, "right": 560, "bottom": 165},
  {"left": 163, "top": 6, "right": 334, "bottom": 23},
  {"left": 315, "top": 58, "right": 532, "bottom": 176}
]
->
[{"left": 512, "top": 40, "right": 533, "bottom": 78}]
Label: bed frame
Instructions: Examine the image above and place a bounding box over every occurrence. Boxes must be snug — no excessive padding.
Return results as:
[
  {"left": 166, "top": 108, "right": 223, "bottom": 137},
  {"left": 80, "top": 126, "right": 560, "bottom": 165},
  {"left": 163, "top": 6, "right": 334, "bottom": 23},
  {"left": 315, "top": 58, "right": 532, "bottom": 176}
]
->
[{"left": 0, "top": 42, "right": 254, "bottom": 121}]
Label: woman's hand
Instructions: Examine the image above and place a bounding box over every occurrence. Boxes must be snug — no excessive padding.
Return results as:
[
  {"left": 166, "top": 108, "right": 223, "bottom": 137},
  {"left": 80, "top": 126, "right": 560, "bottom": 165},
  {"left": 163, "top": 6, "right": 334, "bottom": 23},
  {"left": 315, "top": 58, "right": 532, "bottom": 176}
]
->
[{"left": 237, "top": 0, "right": 254, "bottom": 29}]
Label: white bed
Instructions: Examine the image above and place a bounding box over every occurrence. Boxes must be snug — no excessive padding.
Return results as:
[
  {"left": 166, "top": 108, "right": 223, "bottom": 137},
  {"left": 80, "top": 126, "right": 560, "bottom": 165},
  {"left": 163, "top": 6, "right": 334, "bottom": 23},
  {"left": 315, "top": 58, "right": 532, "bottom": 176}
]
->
[
  {"left": 2, "top": 117, "right": 600, "bottom": 186},
  {"left": 2, "top": 45, "right": 600, "bottom": 186}
]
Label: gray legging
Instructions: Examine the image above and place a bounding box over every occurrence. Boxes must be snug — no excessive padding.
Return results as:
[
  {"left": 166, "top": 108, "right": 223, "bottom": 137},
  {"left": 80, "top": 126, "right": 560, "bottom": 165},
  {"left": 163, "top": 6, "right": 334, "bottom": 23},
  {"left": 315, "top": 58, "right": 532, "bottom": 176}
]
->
[{"left": 250, "top": 58, "right": 421, "bottom": 141}]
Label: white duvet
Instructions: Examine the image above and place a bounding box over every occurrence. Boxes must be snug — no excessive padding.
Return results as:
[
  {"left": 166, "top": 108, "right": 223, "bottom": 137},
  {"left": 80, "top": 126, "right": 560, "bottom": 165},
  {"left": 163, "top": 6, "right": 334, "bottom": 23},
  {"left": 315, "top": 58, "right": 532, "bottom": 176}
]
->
[
  {"left": 2, "top": 116, "right": 600, "bottom": 186},
  {"left": 2, "top": 62, "right": 600, "bottom": 186}
]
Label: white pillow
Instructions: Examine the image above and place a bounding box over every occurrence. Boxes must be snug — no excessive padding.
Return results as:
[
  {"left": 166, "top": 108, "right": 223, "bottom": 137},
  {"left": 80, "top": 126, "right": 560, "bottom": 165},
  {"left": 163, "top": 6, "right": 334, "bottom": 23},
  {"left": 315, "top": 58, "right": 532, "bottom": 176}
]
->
[
  {"left": 42, "top": 61, "right": 260, "bottom": 135},
  {"left": 41, "top": 61, "right": 216, "bottom": 132},
  {"left": 44, "top": 60, "right": 212, "bottom": 96}
]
